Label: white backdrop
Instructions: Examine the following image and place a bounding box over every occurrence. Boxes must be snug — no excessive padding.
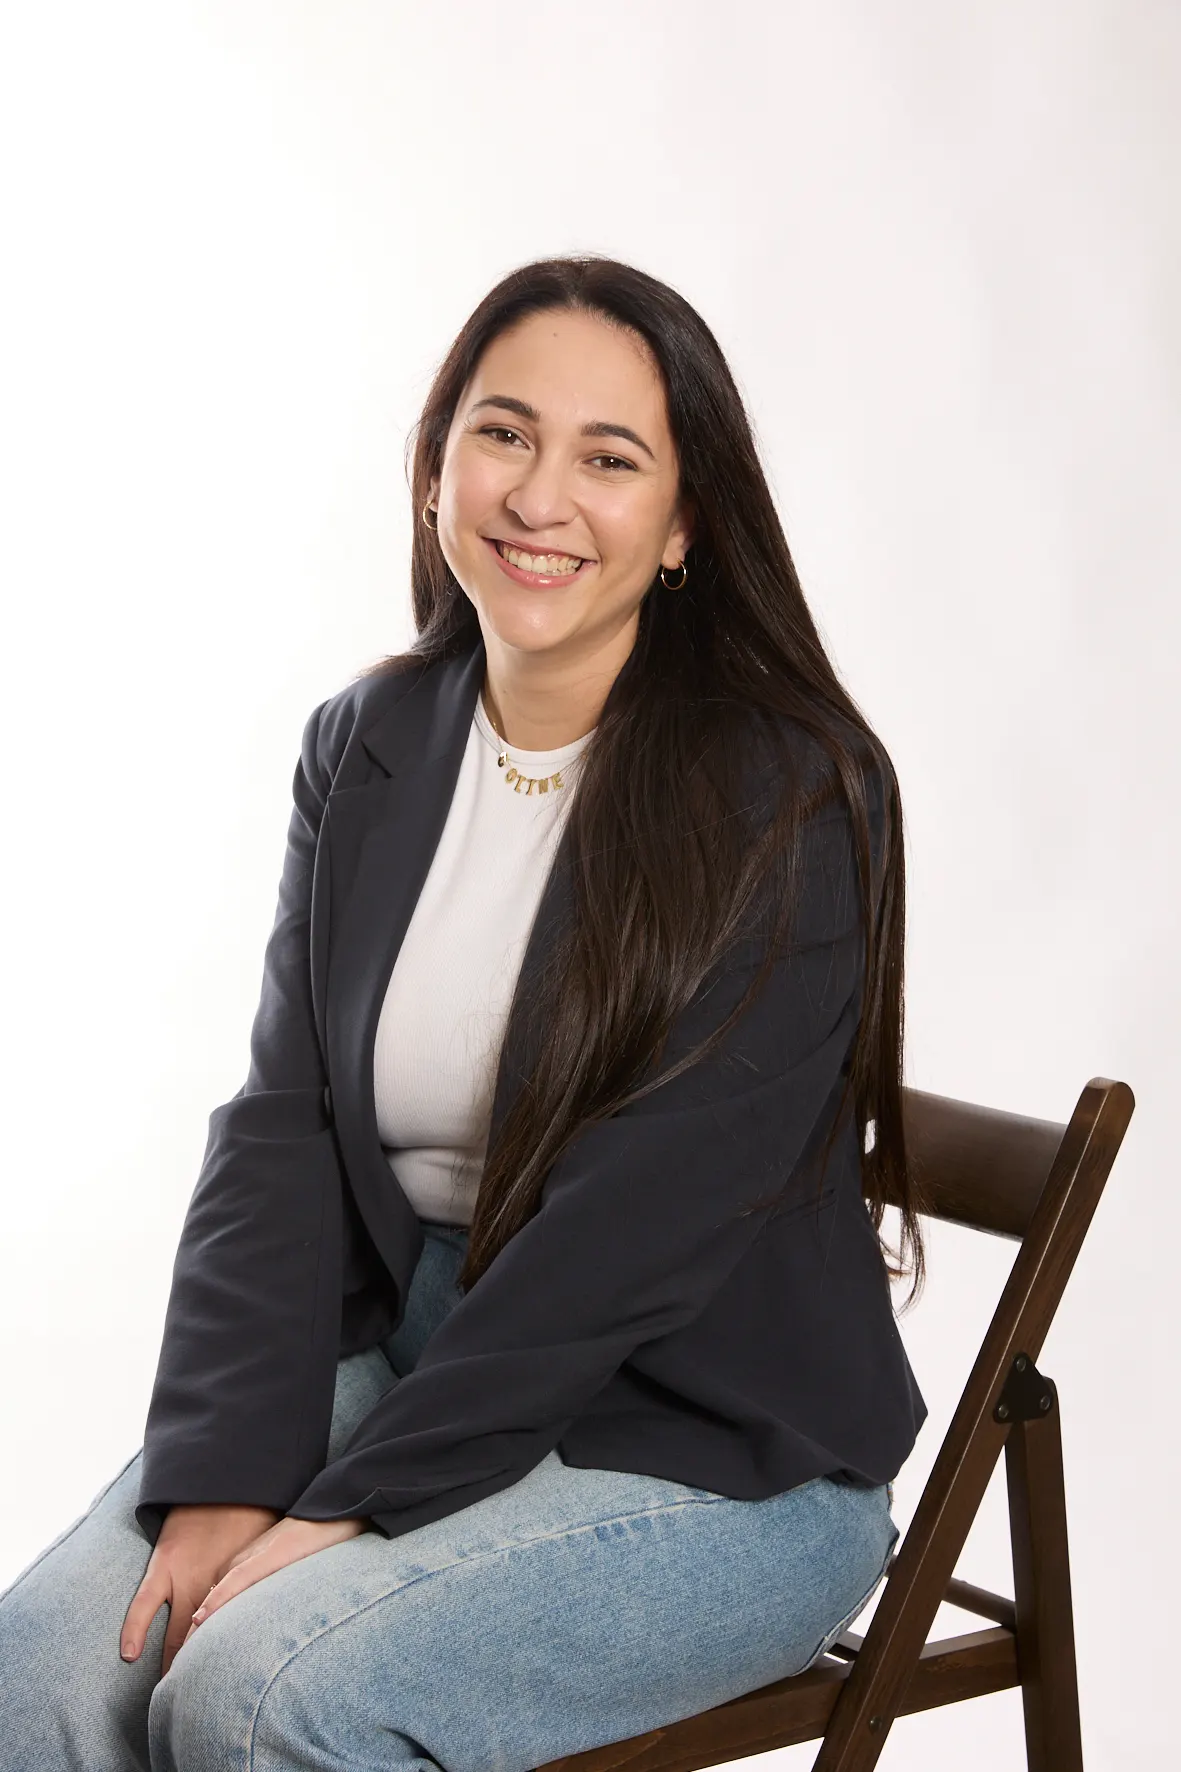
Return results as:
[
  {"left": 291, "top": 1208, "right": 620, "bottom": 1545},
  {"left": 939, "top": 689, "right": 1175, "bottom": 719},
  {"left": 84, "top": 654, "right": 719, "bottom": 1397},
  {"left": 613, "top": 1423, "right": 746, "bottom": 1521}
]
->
[{"left": 1, "top": 3, "right": 1176, "bottom": 1766}]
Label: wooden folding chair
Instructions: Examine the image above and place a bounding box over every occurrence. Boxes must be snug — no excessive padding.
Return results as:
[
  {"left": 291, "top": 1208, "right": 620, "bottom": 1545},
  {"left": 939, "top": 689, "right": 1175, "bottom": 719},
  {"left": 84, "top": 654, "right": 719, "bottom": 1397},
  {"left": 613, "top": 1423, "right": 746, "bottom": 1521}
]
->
[{"left": 536, "top": 1075, "right": 1135, "bottom": 1772}]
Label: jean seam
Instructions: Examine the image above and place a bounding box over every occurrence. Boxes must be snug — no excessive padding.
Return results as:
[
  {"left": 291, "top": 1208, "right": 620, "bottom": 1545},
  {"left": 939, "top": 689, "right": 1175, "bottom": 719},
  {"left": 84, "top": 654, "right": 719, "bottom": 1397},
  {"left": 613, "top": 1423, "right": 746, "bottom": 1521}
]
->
[
  {"left": 244, "top": 1492, "right": 724, "bottom": 1766},
  {"left": 793, "top": 1522, "right": 899, "bottom": 1675}
]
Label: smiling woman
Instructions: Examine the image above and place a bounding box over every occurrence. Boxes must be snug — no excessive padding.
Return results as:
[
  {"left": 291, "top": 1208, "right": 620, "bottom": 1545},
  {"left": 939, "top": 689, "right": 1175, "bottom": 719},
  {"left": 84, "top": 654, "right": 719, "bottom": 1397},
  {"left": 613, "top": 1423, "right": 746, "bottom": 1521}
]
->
[
  {"left": 0, "top": 255, "right": 925, "bottom": 1772},
  {"left": 420, "top": 305, "right": 698, "bottom": 741}
]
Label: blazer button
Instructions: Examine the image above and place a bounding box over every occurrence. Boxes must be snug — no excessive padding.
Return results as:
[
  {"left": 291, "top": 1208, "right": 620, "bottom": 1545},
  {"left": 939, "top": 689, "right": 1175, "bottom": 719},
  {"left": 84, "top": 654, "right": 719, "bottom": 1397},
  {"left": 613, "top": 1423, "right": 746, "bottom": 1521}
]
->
[{"left": 323, "top": 1085, "right": 333, "bottom": 1118}]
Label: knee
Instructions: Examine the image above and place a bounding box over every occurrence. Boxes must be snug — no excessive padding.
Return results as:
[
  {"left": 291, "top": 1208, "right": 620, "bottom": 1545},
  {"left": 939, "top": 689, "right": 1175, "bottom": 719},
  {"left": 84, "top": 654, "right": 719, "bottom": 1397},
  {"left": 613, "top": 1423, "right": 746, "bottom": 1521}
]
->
[
  {"left": 0, "top": 1561, "right": 160, "bottom": 1768},
  {"left": 148, "top": 1604, "right": 280, "bottom": 1772},
  {"left": 150, "top": 1612, "right": 365, "bottom": 1772}
]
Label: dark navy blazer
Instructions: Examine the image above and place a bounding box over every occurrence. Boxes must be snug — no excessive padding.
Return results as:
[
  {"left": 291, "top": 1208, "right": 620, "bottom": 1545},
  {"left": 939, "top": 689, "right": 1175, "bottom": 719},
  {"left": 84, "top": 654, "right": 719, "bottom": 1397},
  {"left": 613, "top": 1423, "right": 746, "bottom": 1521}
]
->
[{"left": 136, "top": 635, "right": 926, "bottom": 1545}]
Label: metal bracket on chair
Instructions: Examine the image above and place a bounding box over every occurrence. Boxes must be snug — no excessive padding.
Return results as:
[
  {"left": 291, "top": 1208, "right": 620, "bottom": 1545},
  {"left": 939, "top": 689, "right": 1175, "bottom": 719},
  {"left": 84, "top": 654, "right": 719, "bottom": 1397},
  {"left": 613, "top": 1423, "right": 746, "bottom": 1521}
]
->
[{"left": 993, "top": 1352, "right": 1055, "bottom": 1423}]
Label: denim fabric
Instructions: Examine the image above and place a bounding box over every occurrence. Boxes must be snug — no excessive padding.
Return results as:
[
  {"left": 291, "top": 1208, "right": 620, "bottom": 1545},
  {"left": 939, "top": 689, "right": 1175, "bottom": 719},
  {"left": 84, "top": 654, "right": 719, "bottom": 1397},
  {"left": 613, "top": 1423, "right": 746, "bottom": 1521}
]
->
[{"left": 0, "top": 1222, "right": 898, "bottom": 1772}]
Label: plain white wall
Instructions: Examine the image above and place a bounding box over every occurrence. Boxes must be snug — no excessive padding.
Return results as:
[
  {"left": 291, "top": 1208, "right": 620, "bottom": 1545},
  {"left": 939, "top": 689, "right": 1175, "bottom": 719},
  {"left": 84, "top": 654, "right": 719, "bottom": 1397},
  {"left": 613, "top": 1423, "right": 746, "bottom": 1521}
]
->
[{"left": 1, "top": 3, "right": 1177, "bottom": 1765}]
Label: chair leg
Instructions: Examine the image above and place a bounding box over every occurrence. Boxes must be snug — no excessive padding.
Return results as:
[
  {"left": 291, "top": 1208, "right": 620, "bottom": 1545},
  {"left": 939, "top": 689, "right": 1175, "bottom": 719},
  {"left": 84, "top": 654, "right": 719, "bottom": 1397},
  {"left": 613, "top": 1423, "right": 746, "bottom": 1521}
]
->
[{"left": 1005, "top": 1383, "right": 1084, "bottom": 1772}]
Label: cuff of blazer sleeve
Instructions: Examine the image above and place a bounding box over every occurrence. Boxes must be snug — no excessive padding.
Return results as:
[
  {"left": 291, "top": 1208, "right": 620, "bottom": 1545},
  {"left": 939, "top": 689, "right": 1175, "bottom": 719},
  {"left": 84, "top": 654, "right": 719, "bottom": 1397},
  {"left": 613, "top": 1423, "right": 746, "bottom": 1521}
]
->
[
  {"left": 134, "top": 1501, "right": 169, "bottom": 1547},
  {"left": 134, "top": 1491, "right": 294, "bottom": 1547}
]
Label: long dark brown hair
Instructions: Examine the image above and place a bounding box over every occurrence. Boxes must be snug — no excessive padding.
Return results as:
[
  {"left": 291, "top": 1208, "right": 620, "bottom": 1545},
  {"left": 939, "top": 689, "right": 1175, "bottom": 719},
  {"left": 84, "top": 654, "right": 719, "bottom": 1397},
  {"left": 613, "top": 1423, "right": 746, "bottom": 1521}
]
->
[{"left": 357, "top": 254, "right": 924, "bottom": 1302}]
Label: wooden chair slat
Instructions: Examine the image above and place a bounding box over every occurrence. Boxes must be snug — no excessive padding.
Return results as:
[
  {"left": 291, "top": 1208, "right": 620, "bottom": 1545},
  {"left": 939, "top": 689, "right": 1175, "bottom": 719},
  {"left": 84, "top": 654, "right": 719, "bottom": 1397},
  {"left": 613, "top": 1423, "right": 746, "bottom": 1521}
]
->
[
  {"left": 943, "top": 1574, "right": 1018, "bottom": 1633},
  {"left": 899, "top": 1088, "right": 1066, "bottom": 1239}
]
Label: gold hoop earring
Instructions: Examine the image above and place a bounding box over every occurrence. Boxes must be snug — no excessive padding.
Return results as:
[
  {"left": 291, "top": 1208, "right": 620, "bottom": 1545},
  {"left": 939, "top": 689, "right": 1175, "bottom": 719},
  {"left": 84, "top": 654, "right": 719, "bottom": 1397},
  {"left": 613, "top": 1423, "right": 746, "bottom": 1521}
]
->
[
  {"left": 660, "top": 560, "right": 687, "bottom": 590},
  {"left": 422, "top": 502, "right": 439, "bottom": 531}
]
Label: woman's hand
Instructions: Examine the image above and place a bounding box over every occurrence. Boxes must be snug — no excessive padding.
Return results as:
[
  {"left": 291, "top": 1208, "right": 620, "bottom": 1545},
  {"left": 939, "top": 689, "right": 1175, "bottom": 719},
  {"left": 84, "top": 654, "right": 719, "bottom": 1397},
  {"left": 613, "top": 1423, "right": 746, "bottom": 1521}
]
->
[
  {"left": 181, "top": 1515, "right": 370, "bottom": 1647},
  {"left": 121, "top": 1503, "right": 283, "bottom": 1678}
]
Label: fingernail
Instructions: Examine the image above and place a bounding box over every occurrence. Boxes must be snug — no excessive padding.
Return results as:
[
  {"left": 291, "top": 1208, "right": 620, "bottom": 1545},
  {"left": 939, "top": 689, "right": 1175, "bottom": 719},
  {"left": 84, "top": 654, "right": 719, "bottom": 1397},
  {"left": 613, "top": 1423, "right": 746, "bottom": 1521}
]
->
[
  {"left": 121, "top": 1643, "right": 137, "bottom": 1661},
  {"left": 192, "top": 1607, "right": 206, "bottom": 1623}
]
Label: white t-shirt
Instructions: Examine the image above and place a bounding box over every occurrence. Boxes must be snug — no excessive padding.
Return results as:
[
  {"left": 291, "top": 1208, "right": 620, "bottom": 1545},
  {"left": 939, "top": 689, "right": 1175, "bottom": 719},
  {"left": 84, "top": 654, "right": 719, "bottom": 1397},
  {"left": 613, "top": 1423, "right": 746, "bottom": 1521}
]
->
[{"left": 373, "top": 690, "right": 596, "bottom": 1225}]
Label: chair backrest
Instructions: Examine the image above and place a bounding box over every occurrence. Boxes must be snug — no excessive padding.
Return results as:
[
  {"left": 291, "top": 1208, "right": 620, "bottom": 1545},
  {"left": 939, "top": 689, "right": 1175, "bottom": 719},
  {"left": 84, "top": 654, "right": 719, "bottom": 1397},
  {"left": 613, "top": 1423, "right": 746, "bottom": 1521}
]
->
[
  {"left": 896, "top": 1076, "right": 1134, "bottom": 1356},
  {"left": 899, "top": 1087, "right": 1068, "bottom": 1240}
]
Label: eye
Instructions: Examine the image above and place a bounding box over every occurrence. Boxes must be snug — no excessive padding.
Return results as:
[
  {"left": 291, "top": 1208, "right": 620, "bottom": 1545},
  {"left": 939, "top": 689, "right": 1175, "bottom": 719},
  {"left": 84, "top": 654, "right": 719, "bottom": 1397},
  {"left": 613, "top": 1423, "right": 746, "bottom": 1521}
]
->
[{"left": 478, "top": 428, "right": 635, "bottom": 473}]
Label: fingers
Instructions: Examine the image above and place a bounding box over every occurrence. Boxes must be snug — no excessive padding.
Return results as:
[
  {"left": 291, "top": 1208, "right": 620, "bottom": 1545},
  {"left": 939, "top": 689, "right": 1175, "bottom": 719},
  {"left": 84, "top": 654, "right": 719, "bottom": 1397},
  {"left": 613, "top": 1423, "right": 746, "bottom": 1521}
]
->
[
  {"left": 120, "top": 1568, "right": 169, "bottom": 1663},
  {"left": 122, "top": 1565, "right": 210, "bottom": 1678},
  {"left": 190, "top": 1558, "right": 256, "bottom": 1624},
  {"left": 186, "top": 1514, "right": 367, "bottom": 1633}
]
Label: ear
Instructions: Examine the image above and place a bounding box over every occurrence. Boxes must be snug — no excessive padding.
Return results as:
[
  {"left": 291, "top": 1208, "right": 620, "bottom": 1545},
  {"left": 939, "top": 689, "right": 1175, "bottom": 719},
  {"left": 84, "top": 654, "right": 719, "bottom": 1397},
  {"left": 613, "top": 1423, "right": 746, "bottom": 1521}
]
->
[{"left": 662, "top": 498, "right": 696, "bottom": 568}]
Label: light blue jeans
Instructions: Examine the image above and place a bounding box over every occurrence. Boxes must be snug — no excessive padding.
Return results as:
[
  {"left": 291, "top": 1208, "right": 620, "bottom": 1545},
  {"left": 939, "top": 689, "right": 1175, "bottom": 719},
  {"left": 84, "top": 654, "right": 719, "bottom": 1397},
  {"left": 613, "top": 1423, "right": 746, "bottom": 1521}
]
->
[{"left": 0, "top": 1222, "right": 898, "bottom": 1772}]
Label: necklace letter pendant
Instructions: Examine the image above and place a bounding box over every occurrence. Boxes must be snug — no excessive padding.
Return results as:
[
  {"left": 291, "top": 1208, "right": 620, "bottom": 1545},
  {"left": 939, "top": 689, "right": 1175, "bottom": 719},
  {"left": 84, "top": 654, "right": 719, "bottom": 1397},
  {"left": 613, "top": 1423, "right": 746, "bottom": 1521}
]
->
[{"left": 503, "top": 766, "right": 565, "bottom": 795}]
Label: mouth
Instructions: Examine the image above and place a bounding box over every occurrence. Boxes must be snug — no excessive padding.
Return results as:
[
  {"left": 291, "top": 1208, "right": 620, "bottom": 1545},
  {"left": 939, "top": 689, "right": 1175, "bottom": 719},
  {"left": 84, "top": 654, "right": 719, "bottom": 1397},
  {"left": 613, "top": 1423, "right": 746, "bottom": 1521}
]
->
[{"left": 483, "top": 535, "right": 594, "bottom": 587}]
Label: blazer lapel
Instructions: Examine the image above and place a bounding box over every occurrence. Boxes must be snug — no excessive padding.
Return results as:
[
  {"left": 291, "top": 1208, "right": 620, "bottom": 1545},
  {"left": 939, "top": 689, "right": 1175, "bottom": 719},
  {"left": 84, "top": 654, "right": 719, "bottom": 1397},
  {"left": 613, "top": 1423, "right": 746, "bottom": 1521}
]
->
[{"left": 322, "top": 634, "right": 576, "bottom": 1297}]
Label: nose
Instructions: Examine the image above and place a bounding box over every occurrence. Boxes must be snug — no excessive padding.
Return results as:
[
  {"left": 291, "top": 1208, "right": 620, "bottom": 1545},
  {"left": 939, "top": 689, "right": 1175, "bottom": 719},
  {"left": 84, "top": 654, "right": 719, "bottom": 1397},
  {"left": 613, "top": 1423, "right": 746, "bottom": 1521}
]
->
[{"left": 503, "top": 452, "right": 581, "bottom": 532}]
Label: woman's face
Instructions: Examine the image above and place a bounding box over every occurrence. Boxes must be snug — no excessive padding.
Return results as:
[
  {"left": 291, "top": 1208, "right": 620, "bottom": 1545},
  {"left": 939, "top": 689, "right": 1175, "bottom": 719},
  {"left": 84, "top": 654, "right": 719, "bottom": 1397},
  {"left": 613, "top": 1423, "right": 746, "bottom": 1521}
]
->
[{"left": 429, "top": 307, "right": 694, "bottom": 663}]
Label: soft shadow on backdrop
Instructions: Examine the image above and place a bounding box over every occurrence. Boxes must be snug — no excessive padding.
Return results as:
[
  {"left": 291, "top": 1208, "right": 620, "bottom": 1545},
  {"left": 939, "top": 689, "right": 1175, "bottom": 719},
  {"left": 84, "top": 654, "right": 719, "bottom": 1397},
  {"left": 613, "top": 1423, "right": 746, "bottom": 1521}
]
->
[{"left": 1, "top": 5, "right": 1176, "bottom": 1768}]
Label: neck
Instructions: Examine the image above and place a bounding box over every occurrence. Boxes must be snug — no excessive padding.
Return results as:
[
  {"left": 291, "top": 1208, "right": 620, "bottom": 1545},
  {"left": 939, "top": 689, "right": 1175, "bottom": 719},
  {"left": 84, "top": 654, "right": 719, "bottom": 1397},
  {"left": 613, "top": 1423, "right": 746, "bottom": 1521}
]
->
[{"left": 480, "top": 628, "right": 634, "bottom": 750}]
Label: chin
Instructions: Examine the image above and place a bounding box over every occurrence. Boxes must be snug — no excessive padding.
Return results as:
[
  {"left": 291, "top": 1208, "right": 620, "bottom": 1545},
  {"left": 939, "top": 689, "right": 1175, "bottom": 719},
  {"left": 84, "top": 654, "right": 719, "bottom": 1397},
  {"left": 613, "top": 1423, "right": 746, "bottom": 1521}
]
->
[{"left": 481, "top": 608, "right": 580, "bottom": 653}]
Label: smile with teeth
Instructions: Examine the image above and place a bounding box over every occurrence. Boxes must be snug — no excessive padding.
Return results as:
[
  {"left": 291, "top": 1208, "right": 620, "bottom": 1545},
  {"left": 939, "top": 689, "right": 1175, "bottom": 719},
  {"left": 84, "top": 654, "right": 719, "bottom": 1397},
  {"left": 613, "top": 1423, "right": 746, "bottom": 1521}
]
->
[{"left": 494, "top": 539, "right": 586, "bottom": 575}]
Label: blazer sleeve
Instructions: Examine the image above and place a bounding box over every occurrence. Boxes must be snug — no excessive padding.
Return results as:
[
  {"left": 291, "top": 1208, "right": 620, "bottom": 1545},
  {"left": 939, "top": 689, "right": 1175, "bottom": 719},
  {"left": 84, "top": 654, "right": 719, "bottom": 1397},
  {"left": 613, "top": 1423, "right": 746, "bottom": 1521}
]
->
[
  {"left": 135, "top": 695, "right": 346, "bottom": 1545},
  {"left": 287, "top": 758, "right": 887, "bottom": 1540}
]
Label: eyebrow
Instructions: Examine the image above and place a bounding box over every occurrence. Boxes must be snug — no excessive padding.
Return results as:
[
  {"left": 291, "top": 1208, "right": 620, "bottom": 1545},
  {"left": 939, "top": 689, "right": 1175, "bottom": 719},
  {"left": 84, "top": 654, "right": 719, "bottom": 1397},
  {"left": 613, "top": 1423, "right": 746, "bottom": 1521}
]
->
[{"left": 467, "top": 395, "right": 657, "bottom": 462}]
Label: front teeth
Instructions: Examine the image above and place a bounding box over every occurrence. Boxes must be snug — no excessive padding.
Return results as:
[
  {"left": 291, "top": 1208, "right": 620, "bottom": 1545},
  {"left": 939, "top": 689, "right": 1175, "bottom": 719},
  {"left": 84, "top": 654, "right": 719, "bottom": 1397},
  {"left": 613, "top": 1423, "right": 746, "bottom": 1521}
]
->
[{"left": 496, "top": 540, "right": 584, "bottom": 575}]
